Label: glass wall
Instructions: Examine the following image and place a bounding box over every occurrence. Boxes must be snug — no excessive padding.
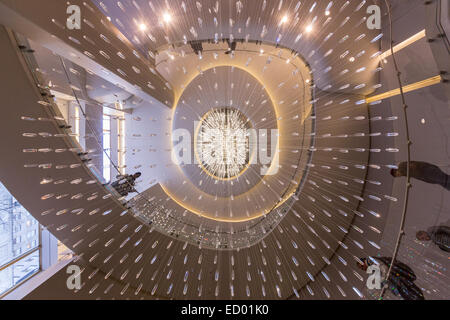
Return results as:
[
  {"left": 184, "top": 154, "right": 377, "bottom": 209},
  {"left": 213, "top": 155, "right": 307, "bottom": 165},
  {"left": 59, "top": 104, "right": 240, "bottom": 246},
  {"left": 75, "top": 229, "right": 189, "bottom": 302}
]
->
[{"left": 0, "top": 182, "right": 40, "bottom": 296}]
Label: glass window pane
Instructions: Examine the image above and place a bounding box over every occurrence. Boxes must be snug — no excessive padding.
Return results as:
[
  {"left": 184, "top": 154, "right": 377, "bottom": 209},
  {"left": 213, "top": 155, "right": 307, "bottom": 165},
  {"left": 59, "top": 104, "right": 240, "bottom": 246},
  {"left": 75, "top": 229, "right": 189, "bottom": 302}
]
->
[
  {"left": 103, "top": 133, "right": 111, "bottom": 150},
  {"left": 0, "top": 181, "right": 40, "bottom": 296},
  {"left": 102, "top": 114, "right": 111, "bottom": 182},
  {"left": 0, "top": 182, "right": 39, "bottom": 266},
  {"left": 0, "top": 250, "right": 39, "bottom": 295},
  {"left": 103, "top": 114, "right": 110, "bottom": 130}
]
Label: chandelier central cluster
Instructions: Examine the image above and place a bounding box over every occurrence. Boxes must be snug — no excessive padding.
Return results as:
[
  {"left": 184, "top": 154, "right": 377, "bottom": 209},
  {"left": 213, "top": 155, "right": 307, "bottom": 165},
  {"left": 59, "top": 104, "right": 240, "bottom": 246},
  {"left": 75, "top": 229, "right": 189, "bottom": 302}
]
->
[{"left": 196, "top": 108, "right": 251, "bottom": 180}]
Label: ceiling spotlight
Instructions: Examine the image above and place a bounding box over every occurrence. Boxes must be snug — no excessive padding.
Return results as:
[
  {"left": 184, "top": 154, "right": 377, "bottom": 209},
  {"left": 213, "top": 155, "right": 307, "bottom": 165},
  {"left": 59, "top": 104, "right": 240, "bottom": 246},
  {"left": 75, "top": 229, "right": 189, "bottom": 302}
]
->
[
  {"left": 280, "top": 15, "right": 288, "bottom": 24},
  {"left": 259, "top": 49, "right": 264, "bottom": 55},
  {"left": 305, "top": 24, "right": 313, "bottom": 33},
  {"left": 325, "top": 10, "right": 330, "bottom": 16},
  {"left": 139, "top": 23, "right": 147, "bottom": 31},
  {"left": 163, "top": 12, "right": 172, "bottom": 24},
  {"left": 349, "top": 56, "right": 355, "bottom": 62}
]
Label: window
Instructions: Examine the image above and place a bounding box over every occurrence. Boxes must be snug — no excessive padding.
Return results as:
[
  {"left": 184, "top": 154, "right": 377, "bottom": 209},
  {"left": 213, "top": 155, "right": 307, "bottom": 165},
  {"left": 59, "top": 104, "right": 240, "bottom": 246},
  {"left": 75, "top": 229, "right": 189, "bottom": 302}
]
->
[
  {"left": 0, "top": 182, "right": 40, "bottom": 296},
  {"left": 103, "top": 114, "right": 111, "bottom": 183}
]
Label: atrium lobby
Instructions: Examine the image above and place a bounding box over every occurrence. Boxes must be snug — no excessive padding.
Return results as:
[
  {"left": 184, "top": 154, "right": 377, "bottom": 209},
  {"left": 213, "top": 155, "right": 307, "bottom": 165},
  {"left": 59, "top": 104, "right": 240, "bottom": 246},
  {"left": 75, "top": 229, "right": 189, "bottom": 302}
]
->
[{"left": 0, "top": 0, "right": 448, "bottom": 305}]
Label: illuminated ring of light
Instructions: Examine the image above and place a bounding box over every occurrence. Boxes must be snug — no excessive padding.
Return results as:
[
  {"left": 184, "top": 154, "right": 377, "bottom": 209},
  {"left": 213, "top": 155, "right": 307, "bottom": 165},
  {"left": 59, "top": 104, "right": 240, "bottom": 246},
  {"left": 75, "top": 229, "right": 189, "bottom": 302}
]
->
[{"left": 162, "top": 60, "right": 310, "bottom": 222}]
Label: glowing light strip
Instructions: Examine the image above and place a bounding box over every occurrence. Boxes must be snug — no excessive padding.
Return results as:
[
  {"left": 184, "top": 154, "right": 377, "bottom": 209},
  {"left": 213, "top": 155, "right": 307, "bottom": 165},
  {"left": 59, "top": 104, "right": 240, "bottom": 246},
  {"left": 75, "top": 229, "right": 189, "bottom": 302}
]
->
[
  {"left": 379, "top": 29, "right": 426, "bottom": 60},
  {"left": 160, "top": 184, "right": 265, "bottom": 223},
  {"left": 365, "top": 75, "right": 443, "bottom": 103}
]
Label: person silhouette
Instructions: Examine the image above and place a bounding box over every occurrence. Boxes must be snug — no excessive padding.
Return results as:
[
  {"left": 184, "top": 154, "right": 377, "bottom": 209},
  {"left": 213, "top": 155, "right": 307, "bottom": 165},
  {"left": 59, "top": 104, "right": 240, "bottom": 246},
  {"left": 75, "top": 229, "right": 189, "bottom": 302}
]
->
[
  {"left": 390, "top": 161, "right": 449, "bottom": 190},
  {"left": 111, "top": 172, "right": 141, "bottom": 196}
]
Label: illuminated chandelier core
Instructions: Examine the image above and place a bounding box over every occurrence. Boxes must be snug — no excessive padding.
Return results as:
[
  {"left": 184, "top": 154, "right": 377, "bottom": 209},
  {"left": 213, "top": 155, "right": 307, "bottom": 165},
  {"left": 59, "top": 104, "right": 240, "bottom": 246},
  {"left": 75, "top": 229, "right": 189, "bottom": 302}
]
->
[{"left": 196, "top": 108, "right": 251, "bottom": 180}]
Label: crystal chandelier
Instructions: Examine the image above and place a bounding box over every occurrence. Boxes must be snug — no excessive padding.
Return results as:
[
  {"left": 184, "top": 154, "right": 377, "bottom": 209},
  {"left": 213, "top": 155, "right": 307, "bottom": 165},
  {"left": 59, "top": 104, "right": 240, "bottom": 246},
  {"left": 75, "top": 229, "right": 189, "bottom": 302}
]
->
[{"left": 196, "top": 108, "right": 251, "bottom": 179}]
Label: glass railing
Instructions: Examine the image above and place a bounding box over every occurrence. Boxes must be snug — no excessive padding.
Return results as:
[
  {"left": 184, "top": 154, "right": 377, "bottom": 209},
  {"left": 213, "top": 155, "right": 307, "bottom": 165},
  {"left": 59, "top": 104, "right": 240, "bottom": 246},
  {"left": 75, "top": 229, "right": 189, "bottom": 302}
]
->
[{"left": 14, "top": 32, "right": 132, "bottom": 199}]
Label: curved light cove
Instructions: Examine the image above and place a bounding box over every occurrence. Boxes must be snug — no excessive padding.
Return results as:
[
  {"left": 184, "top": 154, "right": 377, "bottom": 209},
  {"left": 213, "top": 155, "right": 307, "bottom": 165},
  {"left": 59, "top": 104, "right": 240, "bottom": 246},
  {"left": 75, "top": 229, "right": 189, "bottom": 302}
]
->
[{"left": 160, "top": 62, "right": 306, "bottom": 222}]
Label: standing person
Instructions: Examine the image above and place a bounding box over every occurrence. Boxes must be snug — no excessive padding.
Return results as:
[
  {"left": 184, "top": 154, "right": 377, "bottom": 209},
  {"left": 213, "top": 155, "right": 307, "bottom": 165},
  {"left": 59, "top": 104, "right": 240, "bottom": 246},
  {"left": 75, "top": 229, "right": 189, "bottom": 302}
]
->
[
  {"left": 357, "top": 256, "right": 425, "bottom": 300},
  {"left": 417, "top": 225, "right": 450, "bottom": 252},
  {"left": 391, "top": 161, "right": 450, "bottom": 190}
]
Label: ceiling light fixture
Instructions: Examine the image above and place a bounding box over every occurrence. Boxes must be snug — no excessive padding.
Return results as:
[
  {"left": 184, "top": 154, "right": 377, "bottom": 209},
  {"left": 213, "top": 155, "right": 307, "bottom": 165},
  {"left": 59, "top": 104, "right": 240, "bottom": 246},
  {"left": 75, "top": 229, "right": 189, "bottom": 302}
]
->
[
  {"left": 139, "top": 23, "right": 147, "bottom": 31},
  {"left": 280, "top": 15, "right": 288, "bottom": 24},
  {"left": 196, "top": 108, "right": 251, "bottom": 180},
  {"left": 163, "top": 12, "right": 172, "bottom": 24},
  {"left": 306, "top": 24, "right": 313, "bottom": 33}
]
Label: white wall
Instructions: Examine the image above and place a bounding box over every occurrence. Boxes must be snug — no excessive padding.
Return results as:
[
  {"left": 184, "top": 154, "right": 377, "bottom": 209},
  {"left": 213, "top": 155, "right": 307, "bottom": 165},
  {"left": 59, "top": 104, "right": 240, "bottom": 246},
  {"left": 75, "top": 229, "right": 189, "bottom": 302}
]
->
[{"left": 124, "top": 100, "right": 172, "bottom": 193}]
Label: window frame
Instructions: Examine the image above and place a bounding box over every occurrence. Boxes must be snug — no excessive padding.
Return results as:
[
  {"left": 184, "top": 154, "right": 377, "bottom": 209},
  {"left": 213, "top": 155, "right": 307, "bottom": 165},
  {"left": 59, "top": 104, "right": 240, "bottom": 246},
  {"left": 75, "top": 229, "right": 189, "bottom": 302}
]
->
[{"left": 0, "top": 183, "right": 42, "bottom": 299}]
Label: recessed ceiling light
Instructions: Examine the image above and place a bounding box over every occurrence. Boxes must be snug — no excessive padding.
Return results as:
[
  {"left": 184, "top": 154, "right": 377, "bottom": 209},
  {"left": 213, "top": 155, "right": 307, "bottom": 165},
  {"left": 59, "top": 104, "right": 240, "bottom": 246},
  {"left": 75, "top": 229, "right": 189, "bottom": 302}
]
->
[
  {"left": 349, "top": 57, "right": 355, "bottom": 62},
  {"left": 306, "top": 24, "right": 313, "bottom": 33},
  {"left": 163, "top": 12, "right": 172, "bottom": 23},
  {"left": 280, "top": 15, "right": 288, "bottom": 24},
  {"left": 139, "top": 23, "right": 147, "bottom": 31},
  {"left": 325, "top": 10, "right": 330, "bottom": 16}
]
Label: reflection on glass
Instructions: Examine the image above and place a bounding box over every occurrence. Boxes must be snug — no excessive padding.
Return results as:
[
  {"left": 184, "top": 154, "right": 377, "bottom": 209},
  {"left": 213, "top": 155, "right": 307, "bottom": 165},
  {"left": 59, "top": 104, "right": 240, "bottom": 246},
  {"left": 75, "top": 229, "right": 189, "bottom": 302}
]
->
[
  {"left": 0, "top": 182, "right": 40, "bottom": 295},
  {"left": 0, "top": 250, "right": 39, "bottom": 295}
]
